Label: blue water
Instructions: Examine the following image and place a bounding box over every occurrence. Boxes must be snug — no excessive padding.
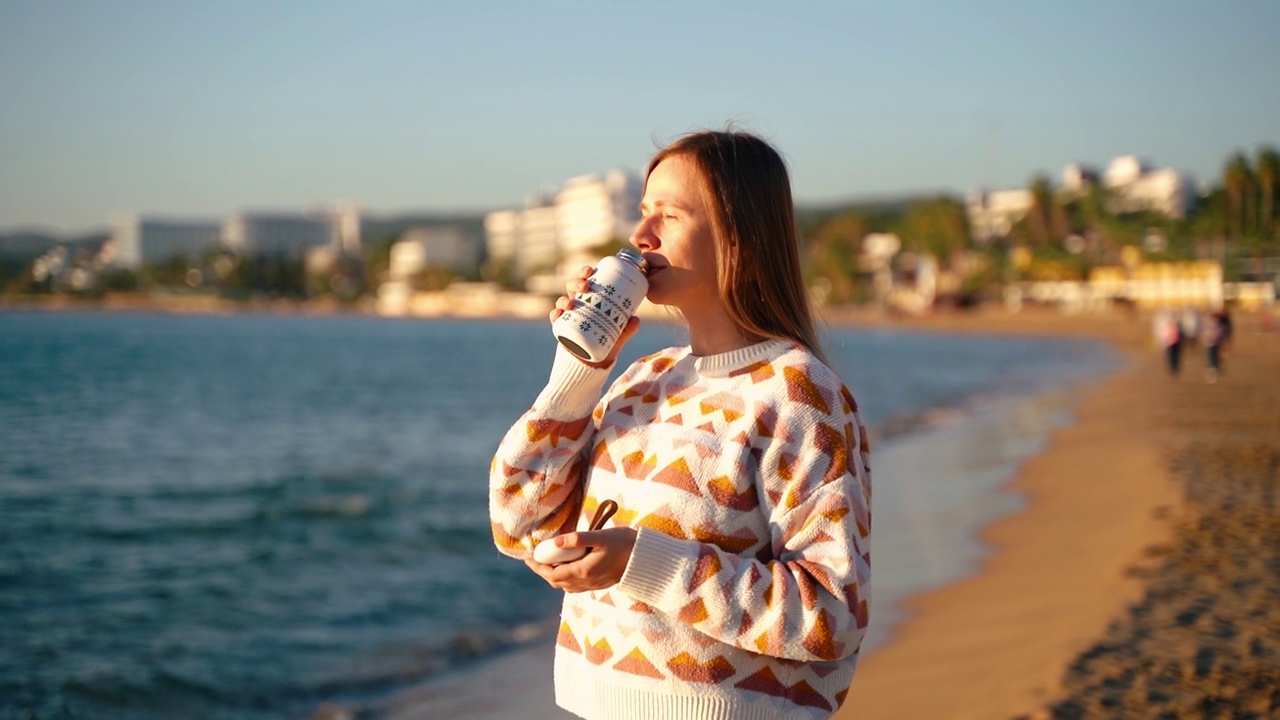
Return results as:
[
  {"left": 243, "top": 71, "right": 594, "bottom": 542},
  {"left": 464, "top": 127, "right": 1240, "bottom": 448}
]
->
[{"left": 0, "top": 311, "right": 1117, "bottom": 719}]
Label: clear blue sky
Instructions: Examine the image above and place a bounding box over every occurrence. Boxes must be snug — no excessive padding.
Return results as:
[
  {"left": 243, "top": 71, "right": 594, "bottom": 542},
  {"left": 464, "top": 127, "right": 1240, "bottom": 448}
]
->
[{"left": 2, "top": 0, "right": 1277, "bottom": 235}]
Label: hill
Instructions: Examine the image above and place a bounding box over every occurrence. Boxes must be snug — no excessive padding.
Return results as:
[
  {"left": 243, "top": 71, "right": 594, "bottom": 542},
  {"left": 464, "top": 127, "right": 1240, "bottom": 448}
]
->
[{"left": 0, "top": 231, "right": 110, "bottom": 261}]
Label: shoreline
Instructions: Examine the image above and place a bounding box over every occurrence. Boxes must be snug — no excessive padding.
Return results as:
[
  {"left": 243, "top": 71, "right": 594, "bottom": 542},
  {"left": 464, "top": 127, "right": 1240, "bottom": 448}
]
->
[{"left": 835, "top": 313, "right": 1180, "bottom": 719}]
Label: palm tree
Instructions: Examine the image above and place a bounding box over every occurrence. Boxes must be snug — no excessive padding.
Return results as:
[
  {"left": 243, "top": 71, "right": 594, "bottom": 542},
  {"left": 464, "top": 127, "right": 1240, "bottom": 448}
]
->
[
  {"left": 1223, "top": 153, "right": 1254, "bottom": 238},
  {"left": 898, "top": 197, "right": 970, "bottom": 261},
  {"left": 1256, "top": 146, "right": 1279, "bottom": 237},
  {"left": 1027, "top": 175, "right": 1055, "bottom": 247}
]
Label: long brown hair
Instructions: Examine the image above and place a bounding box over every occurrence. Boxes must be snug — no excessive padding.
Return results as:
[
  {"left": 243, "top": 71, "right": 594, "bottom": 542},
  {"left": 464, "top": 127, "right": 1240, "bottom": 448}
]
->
[{"left": 647, "top": 130, "right": 823, "bottom": 359}]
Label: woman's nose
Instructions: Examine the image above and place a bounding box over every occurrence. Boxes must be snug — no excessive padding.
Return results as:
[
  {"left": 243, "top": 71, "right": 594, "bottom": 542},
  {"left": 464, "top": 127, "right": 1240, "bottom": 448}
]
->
[{"left": 630, "top": 216, "right": 659, "bottom": 250}]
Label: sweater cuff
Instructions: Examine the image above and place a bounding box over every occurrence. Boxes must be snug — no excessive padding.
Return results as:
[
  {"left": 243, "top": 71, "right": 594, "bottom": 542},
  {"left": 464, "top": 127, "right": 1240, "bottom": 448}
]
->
[
  {"left": 617, "top": 526, "right": 692, "bottom": 606},
  {"left": 532, "top": 344, "right": 613, "bottom": 417}
]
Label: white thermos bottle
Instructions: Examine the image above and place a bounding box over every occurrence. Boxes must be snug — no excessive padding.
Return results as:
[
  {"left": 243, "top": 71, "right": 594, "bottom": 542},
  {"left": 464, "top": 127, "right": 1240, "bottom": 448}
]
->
[{"left": 552, "top": 248, "right": 650, "bottom": 362}]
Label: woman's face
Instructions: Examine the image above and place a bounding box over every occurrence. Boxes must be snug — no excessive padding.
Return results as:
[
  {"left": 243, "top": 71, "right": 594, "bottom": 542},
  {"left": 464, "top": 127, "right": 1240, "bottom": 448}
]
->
[{"left": 630, "top": 154, "right": 721, "bottom": 311}]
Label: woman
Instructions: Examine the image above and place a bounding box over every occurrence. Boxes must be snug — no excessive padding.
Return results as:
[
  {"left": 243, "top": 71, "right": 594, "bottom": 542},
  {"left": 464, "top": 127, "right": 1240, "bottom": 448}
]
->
[{"left": 489, "top": 130, "right": 871, "bottom": 720}]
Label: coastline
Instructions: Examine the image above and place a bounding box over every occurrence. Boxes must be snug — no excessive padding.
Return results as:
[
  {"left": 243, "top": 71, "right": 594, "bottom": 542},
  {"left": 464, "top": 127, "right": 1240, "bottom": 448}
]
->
[{"left": 834, "top": 308, "right": 1181, "bottom": 719}]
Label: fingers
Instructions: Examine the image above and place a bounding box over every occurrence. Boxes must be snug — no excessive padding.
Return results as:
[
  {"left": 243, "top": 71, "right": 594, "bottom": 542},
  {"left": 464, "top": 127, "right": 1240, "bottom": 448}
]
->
[
  {"left": 523, "top": 527, "right": 637, "bottom": 593},
  {"left": 523, "top": 558, "right": 558, "bottom": 584},
  {"left": 548, "top": 267, "right": 596, "bottom": 324},
  {"left": 600, "top": 316, "right": 642, "bottom": 366},
  {"left": 616, "top": 316, "right": 641, "bottom": 346}
]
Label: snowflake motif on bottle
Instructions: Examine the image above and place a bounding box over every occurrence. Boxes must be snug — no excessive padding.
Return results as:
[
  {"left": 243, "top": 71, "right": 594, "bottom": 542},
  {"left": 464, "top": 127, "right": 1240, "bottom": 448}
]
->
[{"left": 621, "top": 298, "right": 633, "bottom": 310}]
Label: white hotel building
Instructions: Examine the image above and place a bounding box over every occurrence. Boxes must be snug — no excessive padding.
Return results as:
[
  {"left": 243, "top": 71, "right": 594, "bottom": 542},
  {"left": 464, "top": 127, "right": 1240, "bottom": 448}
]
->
[
  {"left": 389, "top": 226, "right": 482, "bottom": 279},
  {"left": 484, "top": 169, "right": 642, "bottom": 289},
  {"left": 221, "top": 212, "right": 338, "bottom": 257},
  {"left": 965, "top": 188, "right": 1035, "bottom": 243},
  {"left": 555, "top": 169, "right": 643, "bottom": 258},
  {"left": 1097, "top": 155, "right": 1196, "bottom": 219},
  {"left": 110, "top": 215, "right": 223, "bottom": 270},
  {"left": 110, "top": 207, "right": 362, "bottom": 269}
]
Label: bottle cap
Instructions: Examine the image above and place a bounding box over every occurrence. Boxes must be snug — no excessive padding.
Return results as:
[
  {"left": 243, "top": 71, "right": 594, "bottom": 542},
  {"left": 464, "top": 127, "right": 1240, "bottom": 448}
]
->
[{"left": 615, "top": 248, "right": 649, "bottom": 274}]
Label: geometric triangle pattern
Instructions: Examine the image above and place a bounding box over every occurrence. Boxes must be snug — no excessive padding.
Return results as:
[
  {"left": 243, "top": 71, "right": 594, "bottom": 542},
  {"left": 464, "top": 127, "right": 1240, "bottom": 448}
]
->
[{"left": 490, "top": 339, "right": 872, "bottom": 718}]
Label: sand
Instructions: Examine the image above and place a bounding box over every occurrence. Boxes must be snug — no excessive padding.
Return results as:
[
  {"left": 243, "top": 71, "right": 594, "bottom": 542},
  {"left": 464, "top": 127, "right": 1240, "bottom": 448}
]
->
[
  {"left": 831, "top": 307, "right": 1279, "bottom": 719},
  {"left": 1030, "top": 319, "right": 1280, "bottom": 718}
]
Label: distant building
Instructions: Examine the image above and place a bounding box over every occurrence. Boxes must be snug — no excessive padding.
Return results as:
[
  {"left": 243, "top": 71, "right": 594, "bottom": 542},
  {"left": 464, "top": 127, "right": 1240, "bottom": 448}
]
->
[
  {"left": 332, "top": 204, "right": 363, "bottom": 256},
  {"left": 1102, "top": 155, "right": 1195, "bottom": 218},
  {"left": 555, "top": 170, "right": 642, "bottom": 256},
  {"left": 968, "top": 155, "right": 1195, "bottom": 242},
  {"left": 222, "top": 212, "right": 336, "bottom": 257},
  {"left": 965, "top": 188, "right": 1034, "bottom": 242},
  {"left": 521, "top": 194, "right": 562, "bottom": 277},
  {"left": 109, "top": 215, "right": 223, "bottom": 270},
  {"left": 483, "top": 169, "right": 643, "bottom": 287},
  {"left": 1062, "top": 163, "right": 1100, "bottom": 194},
  {"left": 483, "top": 210, "right": 521, "bottom": 269},
  {"left": 482, "top": 193, "right": 557, "bottom": 280},
  {"left": 390, "top": 226, "right": 482, "bottom": 279}
]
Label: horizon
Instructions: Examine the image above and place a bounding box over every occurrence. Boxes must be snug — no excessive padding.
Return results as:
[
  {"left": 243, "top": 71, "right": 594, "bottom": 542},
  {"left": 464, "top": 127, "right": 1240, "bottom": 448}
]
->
[
  {"left": 0, "top": 187, "right": 960, "bottom": 240},
  {"left": 2, "top": 1, "right": 1278, "bottom": 236}
]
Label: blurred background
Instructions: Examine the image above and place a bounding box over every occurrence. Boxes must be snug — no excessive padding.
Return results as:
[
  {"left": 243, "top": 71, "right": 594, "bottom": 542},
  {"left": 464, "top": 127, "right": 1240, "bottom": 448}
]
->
[
  {"left": 1, "top": 1, "right": 1277, "bottom": 311},
  {"left": 1, "top": 2, "right": 1277, "bottom": 718}
]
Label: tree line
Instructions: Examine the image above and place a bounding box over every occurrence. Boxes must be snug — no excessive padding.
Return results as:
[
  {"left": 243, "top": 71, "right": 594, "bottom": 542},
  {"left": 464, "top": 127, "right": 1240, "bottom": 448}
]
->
[{"left": 802, "top": 144, "right": 1280, "bottom": 305}]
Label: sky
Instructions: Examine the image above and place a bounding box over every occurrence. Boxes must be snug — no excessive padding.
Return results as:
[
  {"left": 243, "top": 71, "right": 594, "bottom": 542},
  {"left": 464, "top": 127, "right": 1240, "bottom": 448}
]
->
[{"left": 1, "top": 1, "right": 1278, "bottom": 236}]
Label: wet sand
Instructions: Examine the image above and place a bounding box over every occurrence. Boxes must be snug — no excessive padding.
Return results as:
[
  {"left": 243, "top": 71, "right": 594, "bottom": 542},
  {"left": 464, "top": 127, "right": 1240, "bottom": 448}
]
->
[{"left": 832, "top": 307, "right": 1280, "bottom": 719}]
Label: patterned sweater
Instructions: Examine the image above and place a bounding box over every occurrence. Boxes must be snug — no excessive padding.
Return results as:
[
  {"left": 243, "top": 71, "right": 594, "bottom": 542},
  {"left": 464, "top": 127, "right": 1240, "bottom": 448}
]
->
[{"left": 490, "top": 339, "right": 872, "bottom": 720}]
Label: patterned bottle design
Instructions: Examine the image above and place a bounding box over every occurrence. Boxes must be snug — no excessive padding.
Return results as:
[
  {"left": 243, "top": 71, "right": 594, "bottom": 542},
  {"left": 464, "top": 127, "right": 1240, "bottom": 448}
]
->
[{"left": 553, "top": 248, "right": 649, "bottom": 362}]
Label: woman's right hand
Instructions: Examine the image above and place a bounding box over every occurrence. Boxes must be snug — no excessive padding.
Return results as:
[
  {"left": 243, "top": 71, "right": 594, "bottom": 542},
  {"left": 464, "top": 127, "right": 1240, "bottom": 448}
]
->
[{"left": 550, "top": 265, "right": 641, "bottom": 369}]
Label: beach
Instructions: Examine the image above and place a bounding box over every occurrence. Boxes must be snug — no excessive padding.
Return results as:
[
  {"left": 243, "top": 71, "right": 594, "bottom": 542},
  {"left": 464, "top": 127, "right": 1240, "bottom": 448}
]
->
[{"left": 831, "top": 307, "right": 1280, "bottom": 719}]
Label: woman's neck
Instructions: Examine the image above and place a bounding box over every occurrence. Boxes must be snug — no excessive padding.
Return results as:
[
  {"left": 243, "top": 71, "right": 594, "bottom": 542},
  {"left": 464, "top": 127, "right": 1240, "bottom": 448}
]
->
[{"left": 682, "top": 303, "right": 763, "bottom": 357}]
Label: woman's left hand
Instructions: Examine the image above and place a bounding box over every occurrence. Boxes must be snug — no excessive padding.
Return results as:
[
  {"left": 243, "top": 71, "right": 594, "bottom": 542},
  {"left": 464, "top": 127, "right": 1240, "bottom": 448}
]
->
[{"left": 524, "top": 527, "right": 637, "bottom": 593}]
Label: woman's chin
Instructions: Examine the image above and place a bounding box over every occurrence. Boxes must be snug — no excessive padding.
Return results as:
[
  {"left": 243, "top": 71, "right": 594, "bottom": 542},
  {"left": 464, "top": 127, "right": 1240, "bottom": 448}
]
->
[{"left": 645, "top": 286, "right": 680, "bottom": 309}]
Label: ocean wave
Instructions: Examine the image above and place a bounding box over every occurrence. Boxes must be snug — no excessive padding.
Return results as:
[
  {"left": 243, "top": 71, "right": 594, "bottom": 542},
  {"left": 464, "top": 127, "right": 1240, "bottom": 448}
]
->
[
  {"left": 298, "top": 619, "right": 561, "bottom": 718},
  {"left": 80, "top": 471, "right": 404, "bottom": 544}
]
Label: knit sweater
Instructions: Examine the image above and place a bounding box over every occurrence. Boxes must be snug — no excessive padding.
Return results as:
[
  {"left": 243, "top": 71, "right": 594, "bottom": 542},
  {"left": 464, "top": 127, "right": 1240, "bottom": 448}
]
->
[{"left": 490, "top": 339, "right": 872, "bottom": 720}]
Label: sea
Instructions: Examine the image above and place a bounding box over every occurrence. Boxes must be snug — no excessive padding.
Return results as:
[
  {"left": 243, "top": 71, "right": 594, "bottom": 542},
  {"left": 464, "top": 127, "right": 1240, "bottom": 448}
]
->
[{"left": 0, "top": 311, "right": 1120, "bottom": 719}]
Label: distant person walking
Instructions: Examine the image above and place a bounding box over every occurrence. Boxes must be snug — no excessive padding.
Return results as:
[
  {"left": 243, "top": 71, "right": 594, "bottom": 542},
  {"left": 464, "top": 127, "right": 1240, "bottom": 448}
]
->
[
  {"left": 1179, "top": 307, "right": 1201, "bottom": 351},
  {"left": 1153, "top": 308, "right": 1183, "bottom": 376},
  {"left": 1203, "top": 308, "right": 1233, "bottom": 381}
]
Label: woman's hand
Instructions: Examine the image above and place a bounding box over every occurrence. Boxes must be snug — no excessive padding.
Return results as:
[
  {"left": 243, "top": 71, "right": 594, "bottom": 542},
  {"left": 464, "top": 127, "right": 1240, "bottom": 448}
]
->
[
  {"left": 549, "top": 265, "right": 641, "bottom": 369},
  {"left": 524, "top": 526, "right": 637, "bottom": 593}
]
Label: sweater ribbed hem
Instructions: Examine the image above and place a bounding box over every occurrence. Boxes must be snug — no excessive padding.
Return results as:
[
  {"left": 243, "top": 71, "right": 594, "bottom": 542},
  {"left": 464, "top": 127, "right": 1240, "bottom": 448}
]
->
[
  {"left": 555, "top": 654, "right": 829, "bottom": 720},
  {"left": 533, "top": 345, "right": 613, "bottom": 417},
  {"left": 616, "top": 526, "right": 693, "bottom": 607}
]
